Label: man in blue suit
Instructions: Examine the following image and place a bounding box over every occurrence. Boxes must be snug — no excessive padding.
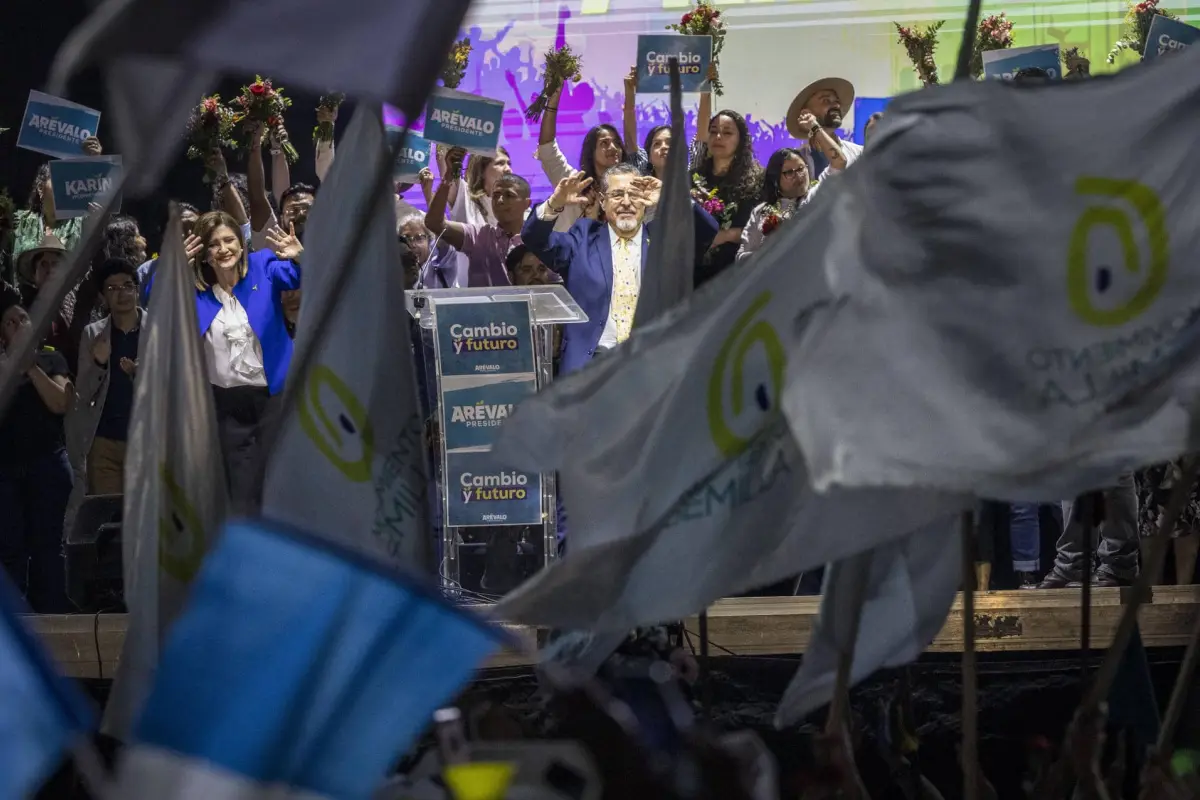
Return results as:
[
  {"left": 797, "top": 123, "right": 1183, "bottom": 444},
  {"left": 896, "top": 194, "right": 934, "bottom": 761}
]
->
[{"left": 521, "top": 163, "right": 720, "bottom": 374}]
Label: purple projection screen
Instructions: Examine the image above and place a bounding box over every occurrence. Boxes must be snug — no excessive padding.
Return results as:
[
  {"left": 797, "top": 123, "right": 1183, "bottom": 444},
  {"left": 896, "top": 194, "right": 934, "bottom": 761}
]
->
[{"left": 386, "top": 1, "right": 865, "bottom": 208}]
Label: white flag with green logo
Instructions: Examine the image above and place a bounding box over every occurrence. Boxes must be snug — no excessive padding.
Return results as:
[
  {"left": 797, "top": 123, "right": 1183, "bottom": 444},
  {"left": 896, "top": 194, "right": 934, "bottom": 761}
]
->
[
  {"left": 262, "top": 105, "right": 429, "bottom": 570},
  {"left": 104, "top": 207, "right": 229, "bottom": 739},
  {"left": 786, "top": 53, "right": 1200, "bottom": 499},
  {"left": 491, "top": 192, "right": 965, "bottom": 632}
]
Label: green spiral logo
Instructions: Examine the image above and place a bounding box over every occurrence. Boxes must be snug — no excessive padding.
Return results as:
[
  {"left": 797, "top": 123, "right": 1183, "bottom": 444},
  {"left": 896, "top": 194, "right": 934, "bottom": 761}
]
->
[
  {"left": 158, "top": 465, "right": 206, "bottom": 583},
  {"left": 707, "top": 292, "right": 786, "bottom": 458},
  {"left": 298, "top": 364, "right": 375, "bottom": 482},
  {"left": 1067, "top": 177, "right": 1169, "bottom": 327}
]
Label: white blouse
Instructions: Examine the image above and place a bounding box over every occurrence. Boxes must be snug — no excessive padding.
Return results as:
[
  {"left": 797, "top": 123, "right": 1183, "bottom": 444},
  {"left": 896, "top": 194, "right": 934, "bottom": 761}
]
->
[
  {"left": 737, "top": 197, "right": 806, "bottom": 263},
  {"left": 205, "top": 285, "right": 268, "bottom": 389}
]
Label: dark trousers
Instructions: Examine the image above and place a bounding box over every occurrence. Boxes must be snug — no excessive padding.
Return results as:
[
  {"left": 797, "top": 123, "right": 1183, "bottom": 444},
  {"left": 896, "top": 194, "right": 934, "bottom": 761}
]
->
[
  {"left": 1050, "top": 473, "right": 1140, "bottom": 582},
  {"left": 0, "top": 448, "right": 74, "bottom": 612},
  {"left": 212, "top": 385, "right": 274, "bottom": 517}
]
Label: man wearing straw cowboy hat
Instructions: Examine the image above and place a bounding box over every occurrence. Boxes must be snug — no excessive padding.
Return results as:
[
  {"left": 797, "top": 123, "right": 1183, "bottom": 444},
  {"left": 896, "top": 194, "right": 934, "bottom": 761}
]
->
[{"left": 787, "top": 76, "right": 864, "bottom": 185}]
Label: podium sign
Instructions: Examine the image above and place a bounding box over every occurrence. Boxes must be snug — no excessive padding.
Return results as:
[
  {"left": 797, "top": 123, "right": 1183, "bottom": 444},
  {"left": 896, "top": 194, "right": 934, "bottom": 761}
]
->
[{"left": 433, "top": 298, "right": 542, "bottom": 527}]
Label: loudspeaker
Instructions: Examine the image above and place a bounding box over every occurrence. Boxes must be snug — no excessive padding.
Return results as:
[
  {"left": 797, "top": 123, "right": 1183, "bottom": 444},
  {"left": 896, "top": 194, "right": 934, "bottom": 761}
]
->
[{"left": 65, "top": 494, "right": 125, "bottom": 612}]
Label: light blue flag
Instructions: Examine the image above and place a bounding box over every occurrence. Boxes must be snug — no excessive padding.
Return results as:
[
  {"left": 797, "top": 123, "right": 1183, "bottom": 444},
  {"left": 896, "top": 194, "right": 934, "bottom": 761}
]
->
[
  {"left": 0, "top": 574, "right": 95, "bottom": 799},
  {"left": 115, "top": 519, "right": 505, "bottom": 799}
]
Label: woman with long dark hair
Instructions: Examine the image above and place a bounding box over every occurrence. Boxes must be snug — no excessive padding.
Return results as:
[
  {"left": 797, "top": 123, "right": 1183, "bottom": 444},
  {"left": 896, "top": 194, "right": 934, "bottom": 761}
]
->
[
  {"left": 537, "top": 83, "right": 637, "bottom": 231},
  {"left": 737, "top": 147, "right": 813, "bottom": 263},
  {"left": 186, "top": 210, "right": 302, "bottom": 513},
  {"left": 692, "top": 109, "right": 764, "bottom": 284}
]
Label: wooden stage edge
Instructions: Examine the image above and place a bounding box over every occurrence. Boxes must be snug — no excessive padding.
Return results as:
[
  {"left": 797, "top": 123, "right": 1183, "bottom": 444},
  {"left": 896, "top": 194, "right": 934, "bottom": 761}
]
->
[{"left": 30, "top": 586, "right": 1200, "bottom": 680}]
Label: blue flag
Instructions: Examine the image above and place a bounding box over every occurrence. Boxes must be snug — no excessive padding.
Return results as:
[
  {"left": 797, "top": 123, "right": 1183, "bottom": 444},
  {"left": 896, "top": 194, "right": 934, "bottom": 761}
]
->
[
  {"left": 0, "top": 575, "right": 95, "bottom": 799},
  {"left": 118, "top": 519, "right": 504, "bottom": 799}
]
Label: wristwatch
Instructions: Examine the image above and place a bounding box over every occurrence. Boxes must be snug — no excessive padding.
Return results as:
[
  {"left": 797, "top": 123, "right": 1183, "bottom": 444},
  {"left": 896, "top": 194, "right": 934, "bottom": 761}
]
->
[{"left": 808, "top": 122, "right": 822, "bottom": 138}]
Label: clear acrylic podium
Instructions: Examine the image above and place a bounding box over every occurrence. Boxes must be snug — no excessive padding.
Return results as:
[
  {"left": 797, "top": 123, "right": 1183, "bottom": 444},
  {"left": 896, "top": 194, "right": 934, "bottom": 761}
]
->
[{"left": 405, "top": 285, "right": 587, "bottom": 595}]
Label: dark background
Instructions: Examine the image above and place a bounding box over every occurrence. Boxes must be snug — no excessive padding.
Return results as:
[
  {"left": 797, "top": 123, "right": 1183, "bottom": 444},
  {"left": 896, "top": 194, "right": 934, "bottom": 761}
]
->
[{"left": 2, "top": 1, "right": 334, "bottom": 252}]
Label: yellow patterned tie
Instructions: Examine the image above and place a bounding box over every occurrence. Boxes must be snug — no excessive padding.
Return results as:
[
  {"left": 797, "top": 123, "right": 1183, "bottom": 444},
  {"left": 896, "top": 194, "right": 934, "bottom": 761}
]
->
[{"left": 610, "top": 236, "right": 639, "bottom": 343}]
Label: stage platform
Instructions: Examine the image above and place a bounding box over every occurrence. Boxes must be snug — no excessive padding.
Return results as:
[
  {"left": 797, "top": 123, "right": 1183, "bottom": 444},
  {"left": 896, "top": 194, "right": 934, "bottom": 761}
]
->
[{"left": 31, "top": 586, "right": 1200, "bottom": 679}]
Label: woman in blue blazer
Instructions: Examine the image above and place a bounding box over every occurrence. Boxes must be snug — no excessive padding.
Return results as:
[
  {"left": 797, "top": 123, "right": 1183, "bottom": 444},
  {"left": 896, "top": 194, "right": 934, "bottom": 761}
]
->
[{"left": 189, "top": 210, "right": 303, "bottom": 513}]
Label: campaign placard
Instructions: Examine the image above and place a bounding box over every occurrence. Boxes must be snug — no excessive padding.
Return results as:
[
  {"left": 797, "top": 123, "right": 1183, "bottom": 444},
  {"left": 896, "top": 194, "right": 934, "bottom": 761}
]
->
[
  {"left": 385, "top": 126, "right": 434, "bottom": 183},
  {"left": 17, "top": 91, "right": 102, "bottom": 159},
  {"left": 444, "top": 450, "right": 543, "bottom": 527},
  {"left": 982, "top": 44, "right": 1062, "bottom": 81},
  {"left": 441, "top": 378, "right": 537, "bottom": 451},
  {"left": 49, "top": 156, "right": 122, "bottom": 218},
  {"left": 422, "top": 88, "right": 503, "bottom": 156},
  {"left": 433, "top": 298, "right": 536, "bottom": 377},
  {"left": 635, "top": 34, "right": 713, "bottom": 93},
  {"left": 1143, "top": 15, "right": 1199, "bottom": 61}
]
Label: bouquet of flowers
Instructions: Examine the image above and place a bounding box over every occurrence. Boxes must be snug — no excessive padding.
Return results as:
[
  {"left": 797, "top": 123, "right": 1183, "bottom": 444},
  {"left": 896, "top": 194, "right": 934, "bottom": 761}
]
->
[
  {"left": 970, "top": 13, "right": 1015, "bottom": 78},
  {"left": 525, "top": 45, "right": 584, "bottom": 122},
  {"left": 312, "top": 92, "right": 345, "bottom": 144},
  {"left": 667, "top": 1, "right": 727, "bottom": 95},
  {"left": 1108, "top": 0, "right": 1174, "bottom": 62},
  {"left": 442, "top": 38, "right": 473, "bottom": 89},
  {"left": 761, "top": 207, "right": 783, "bottom": 237},
  {"left": 184, "top": 95, "right": 238, "bottom": 182},
  {"left": 1062, "top": 47, "right": 1092, "bottom": 78},
  {"left": 894, "top": 21, "right": 945, "bottom": 86},
  {"left": 231, "top": 75, "right": 298, "bottom": 163},
  {"left": 692, "top": 174, "right": 737, "bottom": 228}
]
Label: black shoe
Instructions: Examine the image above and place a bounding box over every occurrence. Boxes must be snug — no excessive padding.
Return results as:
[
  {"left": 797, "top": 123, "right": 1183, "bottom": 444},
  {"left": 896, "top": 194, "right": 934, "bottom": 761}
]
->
[
  {"left": 1092, "top": 572, "right": 1133, "bottom": 588},
  {"left": 1038, "top": 572, "right": 1082, "bottom": 589},
  {"left": 1016, "top": 571, "right": 1041, "bottom": 589}
]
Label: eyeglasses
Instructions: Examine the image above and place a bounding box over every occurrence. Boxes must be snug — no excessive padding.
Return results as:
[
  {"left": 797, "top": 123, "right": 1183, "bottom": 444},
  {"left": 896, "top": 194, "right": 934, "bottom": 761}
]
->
[
  {"left": 604, "top": 190, "right": 635, "bottom": 201},
  {"left": 781, "top": 168, "right": 807, "bottom": 178},
  {"left": 104, "top": 282, "right": 137, "bottom": 295}
]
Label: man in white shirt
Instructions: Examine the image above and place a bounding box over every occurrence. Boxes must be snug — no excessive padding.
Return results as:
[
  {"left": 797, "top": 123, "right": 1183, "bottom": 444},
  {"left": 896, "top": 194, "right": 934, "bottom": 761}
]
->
[{"left": 787, "top": 77, "right": 864, "bottom": 184}]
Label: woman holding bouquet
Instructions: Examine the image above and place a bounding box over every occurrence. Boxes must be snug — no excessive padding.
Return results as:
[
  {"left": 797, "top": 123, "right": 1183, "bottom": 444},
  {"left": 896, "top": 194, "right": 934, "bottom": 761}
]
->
[
  {"left": 737, "top": 147, "right": 813, "bottom": 263},
  {"left": 537, "top": 82, "right": 636, "bottom": 231},
  {"left": 187, "top": 210, "right": 302, "bottom": 513},
  {"left": 693, "top": 109, "right": 763, "bottom": 285}
]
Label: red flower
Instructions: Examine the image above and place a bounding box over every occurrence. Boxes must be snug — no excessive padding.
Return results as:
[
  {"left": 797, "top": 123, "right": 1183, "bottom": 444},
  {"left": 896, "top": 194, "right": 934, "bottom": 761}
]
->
[
  {"left": 682, "top": 11, "right": 693, "bottom": 23},
  {"left": 762, "top": 213, "right": 781, "bottom": 236},
  {"left": 203, "top": 98, "right": 218, "bottom": 113},
  {"left": 267, "top": 116, "right": 280, "bottom": 126},
  {"left": 250, "top": 83, "right": 267, "bottom": 96}
]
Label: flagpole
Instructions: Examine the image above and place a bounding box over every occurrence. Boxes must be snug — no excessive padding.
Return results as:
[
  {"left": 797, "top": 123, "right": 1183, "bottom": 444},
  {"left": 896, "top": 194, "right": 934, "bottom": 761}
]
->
[
  {"left": 0, "top": 65, "right": 201, "bottom": 423},
  {"left": 0, "top": 185, "right": 121, "bottom": 421},
  {"left": 1155, "top": 569, "right": 1200, "bottom": 753},
  {"left": 1036, "top": 459, "right": 1200, "bottom": 795},
  {"left": 1077, "top": 493, "right": 1097, "bottom": 682},
  {"left": 951, "top": 12, "right": 985, "bottom": 796},
  {"left": 960, "top": 510, "right": 979, "bottom": 800},
  {"left": 1084, "top": 458, "right": 1197, "bottom": 710},
  {"left": 698, "top": 610, "right": 711, "bottom": 718}
]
